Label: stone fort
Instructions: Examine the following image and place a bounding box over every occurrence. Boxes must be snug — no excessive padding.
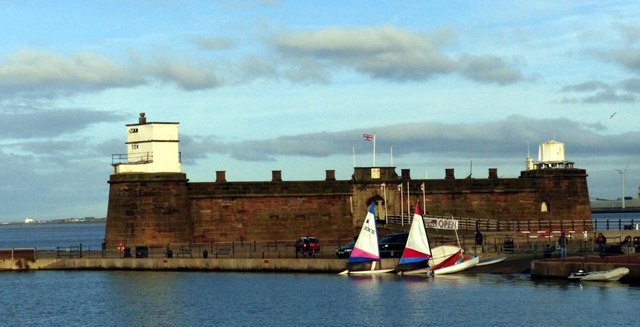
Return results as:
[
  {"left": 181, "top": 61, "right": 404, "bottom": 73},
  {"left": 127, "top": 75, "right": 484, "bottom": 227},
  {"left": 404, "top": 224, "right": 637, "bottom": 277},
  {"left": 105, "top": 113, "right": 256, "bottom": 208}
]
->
[{"left": 105, "top": 114, "right": 592, "bottom": 247}]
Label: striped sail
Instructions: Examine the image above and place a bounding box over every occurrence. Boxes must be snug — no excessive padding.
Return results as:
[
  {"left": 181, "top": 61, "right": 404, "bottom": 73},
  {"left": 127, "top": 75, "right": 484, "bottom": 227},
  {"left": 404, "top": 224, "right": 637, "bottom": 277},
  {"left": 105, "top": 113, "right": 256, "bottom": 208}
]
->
[
  {"left": 398, "top": 202, "right": 432, "bottom": 266},
  {"left": 348, "top": 203, "right": 380, "bottom": 263}
]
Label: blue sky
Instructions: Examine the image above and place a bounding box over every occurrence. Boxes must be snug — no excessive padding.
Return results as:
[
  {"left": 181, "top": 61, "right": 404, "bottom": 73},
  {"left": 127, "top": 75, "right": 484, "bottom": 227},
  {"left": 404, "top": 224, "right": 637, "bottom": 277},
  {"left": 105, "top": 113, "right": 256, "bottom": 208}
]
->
[{"left": 1, "top": 1, "right": 639, "bottom": 221}]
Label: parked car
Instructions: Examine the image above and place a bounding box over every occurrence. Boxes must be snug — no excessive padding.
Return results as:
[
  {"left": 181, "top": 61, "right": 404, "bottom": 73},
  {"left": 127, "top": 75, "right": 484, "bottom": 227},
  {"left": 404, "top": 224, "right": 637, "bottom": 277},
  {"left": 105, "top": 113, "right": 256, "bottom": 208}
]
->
[
  {"left": 335, "top": 239, "right": 356, "bottom": 258},
  {"left": 379, "top": 232, "right": 409, "bottom": 258},
  {"left": 295, "top": 236, "right": 320, "bottom": 256},
  {"left": 135, "top": 246, "right": 149, "bottom": 258}
]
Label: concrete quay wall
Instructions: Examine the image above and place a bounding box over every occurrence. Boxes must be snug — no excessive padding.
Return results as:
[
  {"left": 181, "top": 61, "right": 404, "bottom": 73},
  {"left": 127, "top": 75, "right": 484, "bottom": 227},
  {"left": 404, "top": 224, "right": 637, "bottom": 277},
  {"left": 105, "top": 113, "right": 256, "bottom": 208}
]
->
[
  {"left": 531, "top": 258, "right": 640, "bottom": 281},
  {"left": 1, "top": 258, "right": 402, "bottom": 273},
  {"left": 9, "top": 255, "right": 640, "bottom": 282}
]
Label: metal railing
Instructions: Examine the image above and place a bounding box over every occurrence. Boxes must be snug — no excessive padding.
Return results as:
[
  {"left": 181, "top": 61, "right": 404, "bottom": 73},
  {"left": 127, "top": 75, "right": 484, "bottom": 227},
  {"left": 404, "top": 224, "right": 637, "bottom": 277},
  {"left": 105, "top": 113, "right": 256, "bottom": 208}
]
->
[
  {"left": 91, "top": 239, "right": 379, "bottom": 260},
  {"left": 594, "top": 219, "right": 640, "bottom": 231},
  {"left": 111, "top": 152, "right": 153, "bottom": 165},
  {"left": 56, "top": 244, "right": 82, "bottom": 258},
  {"left": 385, "top": 214, "right": 595, "bottom": 232},
  {"left": 17, "top": 233, "right": 640, "bottom": 261},
  {"left": 384, "top": 215, "right": 640, "bottom": 232}
]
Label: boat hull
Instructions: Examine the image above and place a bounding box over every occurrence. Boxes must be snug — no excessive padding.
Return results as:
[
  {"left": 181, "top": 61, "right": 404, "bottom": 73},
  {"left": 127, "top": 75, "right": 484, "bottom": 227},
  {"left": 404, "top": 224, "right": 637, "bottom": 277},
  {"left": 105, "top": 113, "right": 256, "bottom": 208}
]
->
[
  {"left": 397, "top": 268, "right": 432, "bottom": 276},
  {"left": 341, "top": 268, "right": 395, "bottom": 275},
  {"left": 433, "top": 256, "right": 480, "bottom": 275},
  {"left": 476, "top": 256, "right": 507, "bottom": 267},
  {"left": 568, "top": 267, "right": 629, "bottom": 282}
]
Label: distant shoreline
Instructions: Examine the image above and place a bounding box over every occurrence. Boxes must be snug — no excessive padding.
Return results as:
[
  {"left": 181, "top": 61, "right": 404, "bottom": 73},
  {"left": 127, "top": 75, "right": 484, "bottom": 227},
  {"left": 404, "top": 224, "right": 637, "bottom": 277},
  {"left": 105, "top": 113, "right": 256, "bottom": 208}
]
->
[
  {"left": 3, "top": 209, "right": 639, "bottom": 225},
  {"left": 1, "top": 218, "right": 106, "bottom": 226}
]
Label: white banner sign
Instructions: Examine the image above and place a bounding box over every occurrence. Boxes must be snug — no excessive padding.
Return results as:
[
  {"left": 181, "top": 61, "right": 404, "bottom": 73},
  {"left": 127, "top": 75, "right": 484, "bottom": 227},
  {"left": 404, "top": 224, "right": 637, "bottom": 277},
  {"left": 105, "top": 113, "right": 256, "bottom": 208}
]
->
[{"left": 425, "top": 218, "right": 459, "bottom": 230}]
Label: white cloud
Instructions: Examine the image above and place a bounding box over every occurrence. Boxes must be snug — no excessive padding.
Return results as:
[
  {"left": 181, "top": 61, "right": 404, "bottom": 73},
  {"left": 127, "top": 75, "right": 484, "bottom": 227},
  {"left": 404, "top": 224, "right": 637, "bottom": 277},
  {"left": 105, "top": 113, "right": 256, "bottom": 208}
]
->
[
  {"left": 271, "top": 26, "right": 529, "bottom": 84},
  {"left": 183, "top": 115, "right": 640, "bottom": 162},
  {"left": 148, "top": 58, "right": 221, "bottom": 90},
  {"left": 273, "top": 26, "right": 457, "bottom": 81},
  {"left": 0, "top": 50, "right": 143, "bottom": 98},
  {"left": 0, "top": 49, "right": 225, "bottom": 99},
  {"left": 458, "top": 54, "right": 524, "bottom": 85}
]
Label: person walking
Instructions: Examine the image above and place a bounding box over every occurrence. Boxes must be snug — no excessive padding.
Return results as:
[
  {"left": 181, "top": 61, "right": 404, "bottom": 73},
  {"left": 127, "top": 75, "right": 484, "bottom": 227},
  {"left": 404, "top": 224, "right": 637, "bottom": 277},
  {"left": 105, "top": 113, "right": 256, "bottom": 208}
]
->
[
  {"left": 558, "top": 232, "right": 568, "bottom": 259},
  {"left": 596, "top": 232, "right": 607, "bottom": 258}
]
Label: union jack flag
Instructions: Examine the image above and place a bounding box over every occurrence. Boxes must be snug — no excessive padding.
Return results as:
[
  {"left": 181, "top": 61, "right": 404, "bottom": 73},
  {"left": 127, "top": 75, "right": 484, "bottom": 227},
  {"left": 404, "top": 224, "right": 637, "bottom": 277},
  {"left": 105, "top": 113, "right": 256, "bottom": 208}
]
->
[{"left": 362, "top": 133, "right": 374, "bottom": 141}]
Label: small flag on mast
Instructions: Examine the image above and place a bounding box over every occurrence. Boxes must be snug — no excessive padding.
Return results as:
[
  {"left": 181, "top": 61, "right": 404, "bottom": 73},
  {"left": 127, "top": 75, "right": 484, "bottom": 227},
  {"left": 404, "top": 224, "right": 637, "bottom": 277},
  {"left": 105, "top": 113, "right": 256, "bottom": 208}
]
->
[{"left": 362, "top": 133, "right": 374, "bottom": 141}]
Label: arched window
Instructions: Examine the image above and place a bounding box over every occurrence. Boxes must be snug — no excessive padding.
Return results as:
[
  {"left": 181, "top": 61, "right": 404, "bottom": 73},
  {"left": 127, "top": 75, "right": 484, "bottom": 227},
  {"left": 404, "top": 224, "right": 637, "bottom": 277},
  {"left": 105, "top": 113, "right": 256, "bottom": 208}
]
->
[{"left": 540, "top": 201, "right": 548, "bottom": 212}]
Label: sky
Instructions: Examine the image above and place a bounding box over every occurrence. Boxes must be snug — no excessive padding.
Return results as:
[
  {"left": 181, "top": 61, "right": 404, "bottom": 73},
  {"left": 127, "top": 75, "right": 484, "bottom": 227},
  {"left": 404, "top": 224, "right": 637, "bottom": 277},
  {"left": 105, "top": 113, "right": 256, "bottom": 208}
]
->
[{"left": 0, "top": 1, "right": 639, "bottom": 222}]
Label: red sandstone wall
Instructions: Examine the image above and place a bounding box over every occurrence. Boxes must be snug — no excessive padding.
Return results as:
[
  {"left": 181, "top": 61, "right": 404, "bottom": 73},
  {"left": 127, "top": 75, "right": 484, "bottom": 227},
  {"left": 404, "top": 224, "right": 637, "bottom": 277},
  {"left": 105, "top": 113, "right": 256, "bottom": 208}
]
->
[
  {"left": 190, "top": 195, "right": 354, "bottom": 244},
  {"left": 105, "top": 173, "right": 192, "bottom": 248},
  {"left": 105, "top": 168, "right": 592, "bottom": 246}
]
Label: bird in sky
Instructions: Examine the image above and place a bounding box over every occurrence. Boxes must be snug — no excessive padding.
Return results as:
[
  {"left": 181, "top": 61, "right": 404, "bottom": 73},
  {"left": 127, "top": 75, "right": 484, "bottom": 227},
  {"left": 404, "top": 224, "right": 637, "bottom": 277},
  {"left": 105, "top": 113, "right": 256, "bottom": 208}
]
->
[{"left": 609, "top": 112, "right": 617, "bottom": 119}]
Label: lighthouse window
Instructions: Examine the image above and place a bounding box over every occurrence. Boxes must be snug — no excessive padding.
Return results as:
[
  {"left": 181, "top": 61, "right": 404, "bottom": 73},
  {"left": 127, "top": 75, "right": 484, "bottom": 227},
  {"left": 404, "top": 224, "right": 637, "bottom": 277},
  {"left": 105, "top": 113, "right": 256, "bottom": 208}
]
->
[
  {"left": 131, "top": 144, "right": 139, "bottom": 150},
  {"left": 129, "top": 128, "right": 138, "bottom": 133}
]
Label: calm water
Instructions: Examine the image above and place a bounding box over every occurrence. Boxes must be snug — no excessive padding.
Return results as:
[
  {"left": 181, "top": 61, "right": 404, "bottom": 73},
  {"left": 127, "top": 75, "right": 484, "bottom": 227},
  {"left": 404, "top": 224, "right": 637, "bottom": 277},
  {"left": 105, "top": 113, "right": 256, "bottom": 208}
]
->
[
  {"left": 1, "top": 220, "right": 640, "bottom": 326},
  {"left": 593, "top": 212, "right": 640, "bottom": 230},
  {"left": 0, "top": 223, "right": 105, "bottom": 250},
  {"left": 1, "top": 271, "right": 639, "bottom": 326}
]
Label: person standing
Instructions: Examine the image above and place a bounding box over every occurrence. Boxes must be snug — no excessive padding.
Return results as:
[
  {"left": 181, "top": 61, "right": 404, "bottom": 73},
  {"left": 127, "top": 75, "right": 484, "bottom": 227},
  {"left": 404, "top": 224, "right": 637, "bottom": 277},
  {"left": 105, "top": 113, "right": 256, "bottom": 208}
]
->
[
  {"left": 475, "top": 229, "right": 484, "bottom": 253},
  {"left": 596, "top": 232, "right": 607, "bottom": 258},
  {"left": 558, "top": 232, "right": 568, "bottom": 259}
]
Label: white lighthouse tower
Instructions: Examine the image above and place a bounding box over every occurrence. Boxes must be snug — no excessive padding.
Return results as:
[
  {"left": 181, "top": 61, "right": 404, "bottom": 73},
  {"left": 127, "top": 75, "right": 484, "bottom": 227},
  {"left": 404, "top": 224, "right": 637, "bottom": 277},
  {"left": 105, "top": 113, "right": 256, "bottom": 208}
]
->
[{"left": 112, "top": 113, "right": 181, "bottom": 174}]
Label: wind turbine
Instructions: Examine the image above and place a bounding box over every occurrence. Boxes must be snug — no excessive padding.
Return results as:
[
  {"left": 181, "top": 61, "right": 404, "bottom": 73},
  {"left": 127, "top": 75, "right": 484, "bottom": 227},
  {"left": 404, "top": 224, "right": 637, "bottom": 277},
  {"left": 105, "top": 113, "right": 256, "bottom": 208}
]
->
[{"left": 615, "top": 161, "right": 630, "bottom": 209}]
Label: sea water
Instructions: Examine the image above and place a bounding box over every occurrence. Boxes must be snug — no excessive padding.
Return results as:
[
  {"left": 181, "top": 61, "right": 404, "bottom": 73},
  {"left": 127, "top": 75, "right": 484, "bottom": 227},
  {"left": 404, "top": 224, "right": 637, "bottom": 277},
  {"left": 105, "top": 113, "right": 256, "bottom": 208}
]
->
[
  {"left": 1, "top": 220, "right": 640, "bottom": 326},
  {"left": 1, "top": 271, "right": 639, "bottom": 326},
  {"left": 593, "top": 212, "right": 640, "bottom": 230},
  {"left": 0, "top": 223, "right": 105, "bottom": 250}
]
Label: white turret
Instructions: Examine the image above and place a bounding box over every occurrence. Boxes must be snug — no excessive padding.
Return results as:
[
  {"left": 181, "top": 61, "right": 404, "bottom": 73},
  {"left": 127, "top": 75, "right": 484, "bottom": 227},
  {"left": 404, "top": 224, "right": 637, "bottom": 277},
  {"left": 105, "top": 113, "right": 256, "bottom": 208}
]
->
[
  {"left": 538, "top": 140, "right": 565, "bottom": 162},
  {"left": 534, "top": 140, "right": 574, "bottom": 169},
  {"left": 112, "top": 113, "right": 181, "bottom": 174}
]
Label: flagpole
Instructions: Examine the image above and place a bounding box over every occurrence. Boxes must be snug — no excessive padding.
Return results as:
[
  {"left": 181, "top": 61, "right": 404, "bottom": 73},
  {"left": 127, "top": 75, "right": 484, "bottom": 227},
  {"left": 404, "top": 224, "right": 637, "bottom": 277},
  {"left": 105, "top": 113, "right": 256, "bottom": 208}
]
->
[
  {"left": 352, "top": 146, "right": 356, "bottom": 167},
  {"left": 406, "top": 181, "right": 410, "bottom": 224},
  {"left": 362, "top": 133, "right": 375, "bottom": 166},
  {"left": 382, "top": 183, "right": 387, "bottom": 222},
  {"left": 399, "top": 184, "right": 403, "bottom": 226},
  {"left": 421, "top": 183, "right": 426, "bottom": 214},
  {"left": 372, "top": 133, "right": 376, "bottom": 167}
]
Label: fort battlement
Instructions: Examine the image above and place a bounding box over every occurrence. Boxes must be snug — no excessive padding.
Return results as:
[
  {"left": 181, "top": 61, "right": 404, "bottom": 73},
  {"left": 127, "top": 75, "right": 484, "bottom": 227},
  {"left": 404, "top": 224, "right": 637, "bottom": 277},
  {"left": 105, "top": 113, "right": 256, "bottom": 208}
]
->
[
  {"left": 105, "top": 115, "right": 592, "bottom": 248},
  {"left": 106, "top": 166, "right": 591, "bottom": 248}
]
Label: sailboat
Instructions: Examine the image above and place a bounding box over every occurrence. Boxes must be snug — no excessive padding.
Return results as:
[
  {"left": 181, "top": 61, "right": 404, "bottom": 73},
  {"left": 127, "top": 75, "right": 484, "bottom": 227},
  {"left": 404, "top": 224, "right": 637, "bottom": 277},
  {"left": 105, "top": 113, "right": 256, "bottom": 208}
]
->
[
  {"left": 431, "top": 248, "right": 479, "bottom": 275},
  {"left": 339, "top": 203, "right": 394, "bottom": 275},
  {"left": 396, "top": 202, "right": 433, "bottom": 276},
  {"left": 429, "top": 216, "right": 479, "bottom": 275}
]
